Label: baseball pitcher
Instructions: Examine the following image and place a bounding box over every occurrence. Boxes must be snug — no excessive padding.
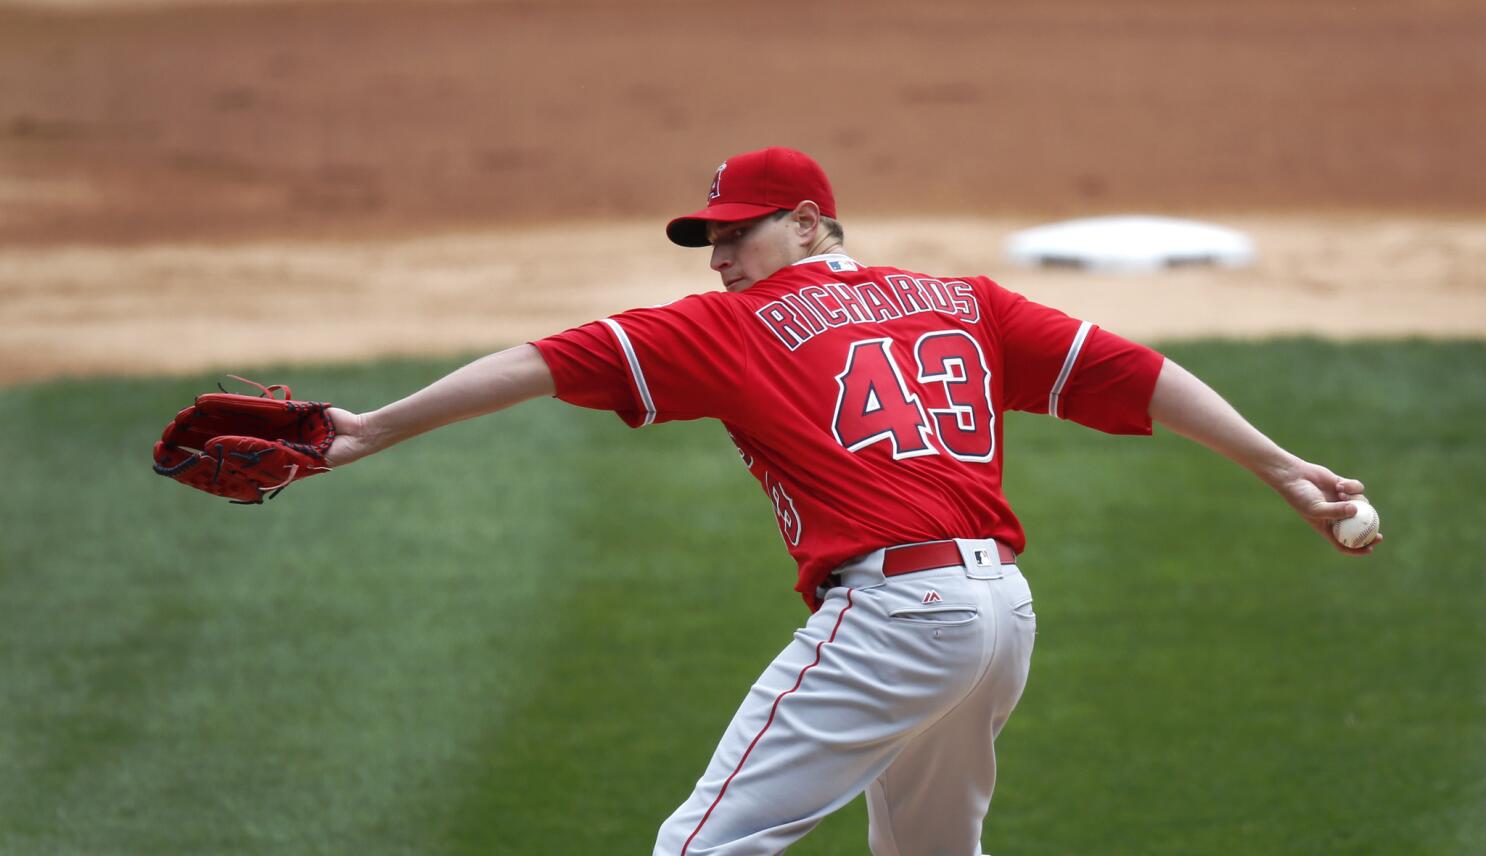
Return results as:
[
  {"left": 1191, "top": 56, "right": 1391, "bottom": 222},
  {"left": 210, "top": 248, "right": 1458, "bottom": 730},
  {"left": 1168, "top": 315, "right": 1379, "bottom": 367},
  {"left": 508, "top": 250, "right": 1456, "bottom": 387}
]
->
[{"left": 320, "top": 148, "right": 1379, "bottom": 855}]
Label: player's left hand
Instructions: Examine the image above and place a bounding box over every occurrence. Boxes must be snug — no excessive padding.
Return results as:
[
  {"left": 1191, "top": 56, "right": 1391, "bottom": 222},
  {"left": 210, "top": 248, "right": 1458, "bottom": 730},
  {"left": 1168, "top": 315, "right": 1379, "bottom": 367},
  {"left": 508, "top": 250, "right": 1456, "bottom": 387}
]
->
[
  {"left": 1271, "top": 460, "right": 1382, "bottom": 555},
  {"left": 323, "top": 407, "right": 377, "bottom": 468},
  {"left": 152, "top": 377, "right": 337, "bottom": 504}
]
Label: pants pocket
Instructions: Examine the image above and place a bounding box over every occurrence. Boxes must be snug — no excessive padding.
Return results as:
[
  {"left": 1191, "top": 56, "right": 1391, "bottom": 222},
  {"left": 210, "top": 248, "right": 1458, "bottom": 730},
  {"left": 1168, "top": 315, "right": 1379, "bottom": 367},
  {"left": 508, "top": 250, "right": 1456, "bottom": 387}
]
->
[
  {"left": 889, "top": 604, "right": 981, "bottom": 626},
  {"left": 1004, "top": 571, "right": 1036, "bottom": 622},
  {"left": 1010, "top": 596, "right": 1036, "bottom": 622}
]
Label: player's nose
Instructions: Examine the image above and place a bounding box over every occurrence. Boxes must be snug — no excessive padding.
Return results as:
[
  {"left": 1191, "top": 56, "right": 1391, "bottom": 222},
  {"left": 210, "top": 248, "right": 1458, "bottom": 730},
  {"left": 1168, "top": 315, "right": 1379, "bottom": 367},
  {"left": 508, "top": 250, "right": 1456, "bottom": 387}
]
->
[{"left": 710, "top": 244, "right": 730, "bottom": 272}]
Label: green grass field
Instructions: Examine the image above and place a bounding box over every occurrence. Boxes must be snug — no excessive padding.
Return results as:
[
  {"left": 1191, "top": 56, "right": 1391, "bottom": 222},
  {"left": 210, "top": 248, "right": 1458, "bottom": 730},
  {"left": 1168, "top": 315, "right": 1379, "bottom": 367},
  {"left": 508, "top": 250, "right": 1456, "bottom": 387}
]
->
[{"left": 2, "top": 339, "right": 1482, "bottom": 855}]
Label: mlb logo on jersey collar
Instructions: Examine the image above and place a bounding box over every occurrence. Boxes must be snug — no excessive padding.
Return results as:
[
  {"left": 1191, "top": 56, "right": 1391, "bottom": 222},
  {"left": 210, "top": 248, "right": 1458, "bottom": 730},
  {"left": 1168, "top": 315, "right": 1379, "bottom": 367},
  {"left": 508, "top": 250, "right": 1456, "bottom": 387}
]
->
[{"left": 793, "top": 252, "right": 860, "bottom": 273}]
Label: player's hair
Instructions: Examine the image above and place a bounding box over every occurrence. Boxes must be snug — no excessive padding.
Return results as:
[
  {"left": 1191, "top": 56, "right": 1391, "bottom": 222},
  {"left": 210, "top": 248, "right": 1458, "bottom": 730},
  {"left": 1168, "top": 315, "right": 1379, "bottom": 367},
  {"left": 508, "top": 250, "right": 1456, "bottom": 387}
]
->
[{"left": 821, "top": 216, "right": 845, "bottom": 243}]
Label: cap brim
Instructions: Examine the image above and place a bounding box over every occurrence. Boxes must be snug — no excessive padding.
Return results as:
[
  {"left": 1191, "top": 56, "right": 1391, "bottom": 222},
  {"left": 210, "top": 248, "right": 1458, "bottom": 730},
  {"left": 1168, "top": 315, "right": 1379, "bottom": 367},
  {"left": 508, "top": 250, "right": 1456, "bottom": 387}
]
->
[{"left": 665, "top": 202, "right": 784, "bottom": 248}]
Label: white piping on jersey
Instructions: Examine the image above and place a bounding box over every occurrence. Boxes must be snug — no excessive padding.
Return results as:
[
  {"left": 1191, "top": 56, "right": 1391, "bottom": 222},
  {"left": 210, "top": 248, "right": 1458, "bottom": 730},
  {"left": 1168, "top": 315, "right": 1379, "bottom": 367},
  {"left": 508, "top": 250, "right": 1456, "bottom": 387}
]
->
[
  {"left": 1048, "top": 320, "right": 1094, "bottom": 419},
  {"left": 599, "top": 317, "right": 657, "bottom": 426},
  {"left": 793, "top": 253, "right": 861, "bottom": 271}
]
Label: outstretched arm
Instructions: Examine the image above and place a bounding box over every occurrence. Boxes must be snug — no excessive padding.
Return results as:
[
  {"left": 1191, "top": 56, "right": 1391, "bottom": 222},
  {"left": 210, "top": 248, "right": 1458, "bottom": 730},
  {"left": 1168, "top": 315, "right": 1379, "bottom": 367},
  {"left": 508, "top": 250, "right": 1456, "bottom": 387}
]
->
[
  {"left": 323, "top": 344, "right": 555, "bottom": 467},
  {"left": 1148, "top": 358, "right": 1380, "bottom": 555}
]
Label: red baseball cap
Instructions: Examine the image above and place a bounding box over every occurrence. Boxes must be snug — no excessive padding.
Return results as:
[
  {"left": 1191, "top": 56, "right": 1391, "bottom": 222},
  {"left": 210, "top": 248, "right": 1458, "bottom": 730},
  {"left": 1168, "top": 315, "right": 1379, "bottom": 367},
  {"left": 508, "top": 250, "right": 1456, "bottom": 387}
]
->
[{"left": 666, "top": 147, "right": 836, "bottom": 247}]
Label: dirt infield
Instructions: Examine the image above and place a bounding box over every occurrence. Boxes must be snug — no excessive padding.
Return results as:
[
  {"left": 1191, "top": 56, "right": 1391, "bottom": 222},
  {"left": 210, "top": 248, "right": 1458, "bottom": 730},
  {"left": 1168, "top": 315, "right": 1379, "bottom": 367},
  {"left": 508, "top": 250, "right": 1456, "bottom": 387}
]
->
[
  {"left": 2, "top": 0, "right": 1483, "bottom": 384},
  {"left": 3, "top": 215, "right": 1484, "bottom": 384}
]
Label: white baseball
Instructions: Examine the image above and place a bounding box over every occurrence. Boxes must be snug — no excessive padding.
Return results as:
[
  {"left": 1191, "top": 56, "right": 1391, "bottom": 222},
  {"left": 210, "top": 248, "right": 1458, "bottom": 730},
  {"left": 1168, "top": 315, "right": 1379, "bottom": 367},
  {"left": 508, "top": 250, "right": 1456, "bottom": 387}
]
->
[{"left": 1332, "top": 500, "right": 1380, "bottom": 548}]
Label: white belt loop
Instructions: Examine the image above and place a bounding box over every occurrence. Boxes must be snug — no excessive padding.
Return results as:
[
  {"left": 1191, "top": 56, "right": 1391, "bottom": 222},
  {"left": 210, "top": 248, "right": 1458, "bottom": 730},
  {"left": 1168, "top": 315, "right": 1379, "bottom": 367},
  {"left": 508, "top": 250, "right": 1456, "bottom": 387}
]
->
[{"left": 832, "top": 547, "right": 889, "bottom": 590}]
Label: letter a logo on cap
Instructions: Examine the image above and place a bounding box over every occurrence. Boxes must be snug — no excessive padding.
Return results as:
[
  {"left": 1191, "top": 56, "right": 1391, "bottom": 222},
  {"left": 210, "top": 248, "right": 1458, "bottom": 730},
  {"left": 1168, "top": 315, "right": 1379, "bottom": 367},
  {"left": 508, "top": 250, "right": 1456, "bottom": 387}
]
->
[{"left": 708, "top": 162, "right": 727, "bottom": 201}]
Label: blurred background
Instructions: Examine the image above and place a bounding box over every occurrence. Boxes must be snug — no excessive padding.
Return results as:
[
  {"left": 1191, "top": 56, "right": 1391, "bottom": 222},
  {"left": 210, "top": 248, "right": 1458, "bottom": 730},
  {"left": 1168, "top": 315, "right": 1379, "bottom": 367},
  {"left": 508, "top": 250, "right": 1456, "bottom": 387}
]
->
[
  {"left": 2, "top": 0, "right": 1484, "bottom": 381},
  {"left": 4, "top": 0, "right": 1484, "bottom": 241},
  {"left": 1, "top": 1, "right": 1483, "bottom": 854}
]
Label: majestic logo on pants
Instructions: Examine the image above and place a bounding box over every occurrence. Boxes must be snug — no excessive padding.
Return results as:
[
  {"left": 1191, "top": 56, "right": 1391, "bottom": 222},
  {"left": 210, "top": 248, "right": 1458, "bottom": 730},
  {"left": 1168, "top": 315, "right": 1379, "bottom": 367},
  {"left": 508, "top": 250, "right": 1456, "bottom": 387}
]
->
[{"left": 922, "top": 590, "right": 943, "bottom": 604}]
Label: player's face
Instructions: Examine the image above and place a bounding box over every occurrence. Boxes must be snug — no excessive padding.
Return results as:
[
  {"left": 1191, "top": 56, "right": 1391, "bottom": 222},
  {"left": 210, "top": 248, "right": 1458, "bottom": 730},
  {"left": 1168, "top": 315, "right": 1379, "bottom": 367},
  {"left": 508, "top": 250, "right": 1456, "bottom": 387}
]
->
[{"left": 707, "top": 212, "right": 797, "bottom": 293}]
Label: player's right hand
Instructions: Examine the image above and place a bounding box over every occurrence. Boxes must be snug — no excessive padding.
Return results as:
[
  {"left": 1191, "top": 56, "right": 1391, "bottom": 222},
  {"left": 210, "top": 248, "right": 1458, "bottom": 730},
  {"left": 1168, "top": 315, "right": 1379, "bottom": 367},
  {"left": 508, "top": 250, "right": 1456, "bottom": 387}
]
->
[{"left": 1272, "top": 461, "right": 1381, "bottom": 555}]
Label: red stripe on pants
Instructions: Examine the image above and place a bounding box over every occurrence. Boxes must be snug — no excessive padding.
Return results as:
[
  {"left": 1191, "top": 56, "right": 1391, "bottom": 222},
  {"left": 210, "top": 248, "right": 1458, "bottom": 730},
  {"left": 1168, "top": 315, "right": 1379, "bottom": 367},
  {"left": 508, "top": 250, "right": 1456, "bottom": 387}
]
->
[{"left": 680, "top": 589, "right": 856, "bottom": 855}]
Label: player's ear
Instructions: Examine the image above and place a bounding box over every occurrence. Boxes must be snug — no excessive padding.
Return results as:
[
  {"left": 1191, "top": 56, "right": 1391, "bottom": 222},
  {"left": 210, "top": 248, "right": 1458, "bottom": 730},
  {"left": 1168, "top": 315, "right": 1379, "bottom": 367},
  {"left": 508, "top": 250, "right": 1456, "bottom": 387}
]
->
[{"left": 790, "top": 201, "right": 822, "bottom": 245}]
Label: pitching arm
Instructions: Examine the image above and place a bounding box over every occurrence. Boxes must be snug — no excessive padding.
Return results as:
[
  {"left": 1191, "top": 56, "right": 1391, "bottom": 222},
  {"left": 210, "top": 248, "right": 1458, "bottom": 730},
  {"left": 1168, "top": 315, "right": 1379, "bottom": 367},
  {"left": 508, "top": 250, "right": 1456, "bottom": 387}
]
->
[
  {"left": 1147, "top": 357, "right": 1379, "bottom": 555},
  {"left": 323, "top": 344, "right": 555, "bottom": 467}
]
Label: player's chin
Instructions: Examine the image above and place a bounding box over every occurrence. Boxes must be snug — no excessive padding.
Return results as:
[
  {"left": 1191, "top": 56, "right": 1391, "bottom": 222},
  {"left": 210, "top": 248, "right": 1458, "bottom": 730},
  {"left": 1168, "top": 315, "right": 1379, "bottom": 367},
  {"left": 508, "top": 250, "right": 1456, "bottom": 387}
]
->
[{"left": 723, "top": 277, "right": 751, "bottom": 292}]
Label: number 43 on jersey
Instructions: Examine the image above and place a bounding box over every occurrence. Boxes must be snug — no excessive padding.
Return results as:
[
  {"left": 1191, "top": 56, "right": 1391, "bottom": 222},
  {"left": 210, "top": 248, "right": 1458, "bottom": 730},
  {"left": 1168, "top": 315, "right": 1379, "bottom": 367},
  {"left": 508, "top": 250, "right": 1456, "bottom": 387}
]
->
[{"left": 831, "top": 332, "right": 994, "bottom": 463}]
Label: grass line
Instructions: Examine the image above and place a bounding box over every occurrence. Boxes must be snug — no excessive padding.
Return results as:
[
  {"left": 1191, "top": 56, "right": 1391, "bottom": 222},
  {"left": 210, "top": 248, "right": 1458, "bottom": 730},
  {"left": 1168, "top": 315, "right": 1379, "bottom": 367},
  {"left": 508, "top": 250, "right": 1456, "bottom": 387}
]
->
[{"left": 1, "top": 340, "right": 1482, "bottom": 854}]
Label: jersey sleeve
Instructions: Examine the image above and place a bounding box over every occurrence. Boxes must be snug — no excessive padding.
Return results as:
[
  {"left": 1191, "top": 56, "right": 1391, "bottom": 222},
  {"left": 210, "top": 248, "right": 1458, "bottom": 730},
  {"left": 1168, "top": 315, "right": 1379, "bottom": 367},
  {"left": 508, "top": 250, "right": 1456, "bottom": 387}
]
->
[
  {"left": 985, "top": 279, "right": 1165, "bottom": 435},
  {"left": 530, "top": 293, "right": 748, "bottom": 427}
]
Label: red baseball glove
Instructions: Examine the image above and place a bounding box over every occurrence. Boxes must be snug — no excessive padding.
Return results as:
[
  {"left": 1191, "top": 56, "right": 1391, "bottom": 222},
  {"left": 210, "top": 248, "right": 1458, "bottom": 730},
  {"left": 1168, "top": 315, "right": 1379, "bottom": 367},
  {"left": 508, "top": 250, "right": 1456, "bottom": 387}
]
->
[{"left": 153, "top": 376, "right": 336, "bottom": 504}]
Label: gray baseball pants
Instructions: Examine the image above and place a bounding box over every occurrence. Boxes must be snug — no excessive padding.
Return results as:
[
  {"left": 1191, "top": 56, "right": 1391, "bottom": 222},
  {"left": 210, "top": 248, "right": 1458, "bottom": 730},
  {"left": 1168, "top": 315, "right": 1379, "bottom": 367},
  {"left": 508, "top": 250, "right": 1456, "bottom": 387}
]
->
[{"left": 653, "top": 538, "right": 1037, "bottom": 855}]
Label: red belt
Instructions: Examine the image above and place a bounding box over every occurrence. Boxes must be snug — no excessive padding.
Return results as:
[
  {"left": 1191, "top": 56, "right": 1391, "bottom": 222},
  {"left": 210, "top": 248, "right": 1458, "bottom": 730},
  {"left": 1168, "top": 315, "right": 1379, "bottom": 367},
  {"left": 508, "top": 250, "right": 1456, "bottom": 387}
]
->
[{"left": 882, "top": 540, "right": 1017, "bottom": 576}]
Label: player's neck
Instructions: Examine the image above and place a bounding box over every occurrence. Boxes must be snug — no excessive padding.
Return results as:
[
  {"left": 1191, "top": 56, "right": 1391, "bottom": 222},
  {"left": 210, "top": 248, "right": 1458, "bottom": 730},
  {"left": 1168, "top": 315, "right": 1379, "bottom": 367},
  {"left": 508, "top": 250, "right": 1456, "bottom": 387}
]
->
[{"left": 803, "top": 237, "right": 845, "bottom": 259}]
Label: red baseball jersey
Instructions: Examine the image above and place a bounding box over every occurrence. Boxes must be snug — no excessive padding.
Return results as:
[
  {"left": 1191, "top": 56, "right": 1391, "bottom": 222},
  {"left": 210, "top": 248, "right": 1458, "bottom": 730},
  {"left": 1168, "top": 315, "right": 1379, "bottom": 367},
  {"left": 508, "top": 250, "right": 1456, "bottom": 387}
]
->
[{"left": 533, "top": 253, "right": 1164, "bottom": 609}]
